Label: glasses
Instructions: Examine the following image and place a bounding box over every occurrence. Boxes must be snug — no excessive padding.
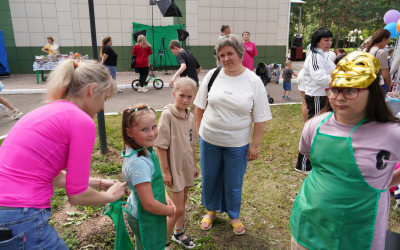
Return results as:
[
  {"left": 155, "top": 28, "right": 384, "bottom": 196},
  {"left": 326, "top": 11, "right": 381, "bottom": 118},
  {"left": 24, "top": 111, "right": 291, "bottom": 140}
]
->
[{"left": 325, "top": 88, "right": 366, "bottom": 100}]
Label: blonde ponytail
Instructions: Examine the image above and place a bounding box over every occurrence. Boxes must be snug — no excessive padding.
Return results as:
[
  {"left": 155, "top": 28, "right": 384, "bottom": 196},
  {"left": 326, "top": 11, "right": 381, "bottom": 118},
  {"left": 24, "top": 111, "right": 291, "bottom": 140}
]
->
[{"left": 46, "top": 59, "right": 116, "bottom": 102}]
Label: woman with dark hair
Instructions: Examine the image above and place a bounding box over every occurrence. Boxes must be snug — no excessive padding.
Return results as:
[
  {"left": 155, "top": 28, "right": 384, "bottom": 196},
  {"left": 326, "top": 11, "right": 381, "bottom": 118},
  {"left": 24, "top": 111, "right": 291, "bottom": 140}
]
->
[
  {"left": 100, "top": 36, "right": 118, "bottom": 80},
  {"left": 364, "top": 29, "right": 392, "bottom": 93},
  {"left": 290, "top": 51, "right": 400, "bottom": 250},
  {"left": 295, "top": 28, "right": 336, "bottom": 173},
  {"left": 241, "top": 31, "right": 258, "bottom": 70}
]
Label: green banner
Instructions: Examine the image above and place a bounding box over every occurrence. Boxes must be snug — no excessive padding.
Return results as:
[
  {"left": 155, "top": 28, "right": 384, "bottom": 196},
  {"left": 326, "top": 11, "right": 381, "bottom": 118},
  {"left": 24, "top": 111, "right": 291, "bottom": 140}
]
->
[{"left": 132, "top": 22, "right": 184, "bottom": 67}]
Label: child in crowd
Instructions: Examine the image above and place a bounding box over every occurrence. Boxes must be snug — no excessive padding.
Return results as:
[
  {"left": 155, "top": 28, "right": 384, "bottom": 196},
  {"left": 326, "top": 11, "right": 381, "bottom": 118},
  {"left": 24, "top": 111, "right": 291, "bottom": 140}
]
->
[
  {"left": 156, "top": 77, "right": 199, "bottom": 249},
  {"left": 282, "top": 60, "right": 298, "bottom": 101},
  {"left": 121, "top": 104, "right": 176, "bottom": 250},
  {"left": 0, "top": 81, "right": 23, "bottom": 120}
]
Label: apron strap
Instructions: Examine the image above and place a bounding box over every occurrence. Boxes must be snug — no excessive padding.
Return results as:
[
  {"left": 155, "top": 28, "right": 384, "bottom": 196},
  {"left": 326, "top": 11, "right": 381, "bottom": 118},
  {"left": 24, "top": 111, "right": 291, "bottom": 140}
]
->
[
  {"left": 121, "top": 148, "right": 144, "bottom": 158},
  {"left": 349, "top": 117, "right": 368, "bottom": 136}
]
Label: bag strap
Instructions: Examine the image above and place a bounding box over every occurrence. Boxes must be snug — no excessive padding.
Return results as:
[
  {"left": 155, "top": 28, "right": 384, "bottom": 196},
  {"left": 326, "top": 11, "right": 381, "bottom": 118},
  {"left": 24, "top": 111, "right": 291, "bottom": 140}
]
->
[
  {"left": 244, "top": 45, "right": 253, "bottom": 58},
  {"left": 207, "top": 66, "right": 222, "bottom": 93},
  {"left": 205, "top": 66, "right": 222, "bottom": 108}
]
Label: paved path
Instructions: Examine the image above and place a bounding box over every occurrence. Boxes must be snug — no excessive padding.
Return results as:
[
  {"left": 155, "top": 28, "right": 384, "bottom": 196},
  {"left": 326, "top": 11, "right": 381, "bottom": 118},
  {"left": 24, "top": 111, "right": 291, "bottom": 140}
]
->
[{"left": 0, "top": 61, "right": 304, "bottom": 136}]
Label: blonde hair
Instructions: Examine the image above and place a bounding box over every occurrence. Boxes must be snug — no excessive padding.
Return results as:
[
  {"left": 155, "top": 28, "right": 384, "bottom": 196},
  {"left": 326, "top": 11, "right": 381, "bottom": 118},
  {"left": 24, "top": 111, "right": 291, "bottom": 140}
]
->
[
  {"left": 173, "top": 77, "right": 197, "bottom": 94},
  {"left": 138, "top": 35, "right": 151, "bottom": 48},
  {"left": 100, "top": 36, "right": 112, "bottom": 57},
  {"left": 46, "top": 59, "right": 116, "bottom": 102},
  {"left": 121, "top": 104, "right": 156, "bottom": 157}
]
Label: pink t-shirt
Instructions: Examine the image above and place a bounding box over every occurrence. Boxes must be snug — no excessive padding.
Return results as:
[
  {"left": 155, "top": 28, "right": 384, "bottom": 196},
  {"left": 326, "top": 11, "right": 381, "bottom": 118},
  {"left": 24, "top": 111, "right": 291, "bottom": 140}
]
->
[
  {"left": 0, "top": 101, "right": 96, "bottom": 208},
  {"left": 299, "top": 112, "right": 400, "bottom": 249},
  {"left": 242, "top": 41, "right": 258, "bottom": 70}
]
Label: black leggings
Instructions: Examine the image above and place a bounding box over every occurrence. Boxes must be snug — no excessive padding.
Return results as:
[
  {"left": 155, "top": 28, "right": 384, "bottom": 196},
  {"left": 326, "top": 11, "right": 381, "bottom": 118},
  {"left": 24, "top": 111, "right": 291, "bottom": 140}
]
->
[{"left": 136, "top": 67, "right": 149, "bottom": 87}]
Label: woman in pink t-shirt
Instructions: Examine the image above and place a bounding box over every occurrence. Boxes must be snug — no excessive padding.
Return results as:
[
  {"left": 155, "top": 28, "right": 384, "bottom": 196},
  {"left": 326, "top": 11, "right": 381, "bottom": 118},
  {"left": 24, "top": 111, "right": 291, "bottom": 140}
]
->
[
  {"left": 242, "top": 31, "right": 258, "bottom": 71},
  {"left": 0, "top": 60, "right": 127, "bottom": 249}
]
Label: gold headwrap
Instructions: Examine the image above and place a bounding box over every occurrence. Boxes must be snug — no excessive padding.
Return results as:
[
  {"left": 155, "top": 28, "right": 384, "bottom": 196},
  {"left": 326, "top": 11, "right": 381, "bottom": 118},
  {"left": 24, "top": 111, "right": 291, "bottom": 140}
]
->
[{"left": 330, "top": 51, "right": 380, "bottom": 88}]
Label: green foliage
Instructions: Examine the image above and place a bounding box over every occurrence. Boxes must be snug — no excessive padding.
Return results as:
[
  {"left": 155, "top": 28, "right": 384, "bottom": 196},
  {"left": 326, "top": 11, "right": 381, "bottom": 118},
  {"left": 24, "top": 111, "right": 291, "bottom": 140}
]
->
[
  {"left": 51, "top": 188, "right": 67, "bottom": 211},
  {"left": 62, "top": 229, "right": 79, "bottom": 249},
  {"left": 290, "top": 0, "right": 399, "bottom": 49}
]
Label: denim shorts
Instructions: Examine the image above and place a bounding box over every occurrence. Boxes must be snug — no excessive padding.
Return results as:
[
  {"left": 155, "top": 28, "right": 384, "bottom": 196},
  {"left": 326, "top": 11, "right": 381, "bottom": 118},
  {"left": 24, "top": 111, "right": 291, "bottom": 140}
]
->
[
  {"left": 105, "top": 65, "right": 117, "bottom": 80},
  {"left": 0, "top": 208, "right": 68, "bottom": 250},
  {"left": 283, "top": 81, "right": 292, "bottom": 91}
]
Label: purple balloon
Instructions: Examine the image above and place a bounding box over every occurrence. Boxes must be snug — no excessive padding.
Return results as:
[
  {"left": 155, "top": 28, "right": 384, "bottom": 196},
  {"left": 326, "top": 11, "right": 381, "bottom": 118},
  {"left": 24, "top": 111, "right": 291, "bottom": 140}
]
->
[{"left": 384, "top": 9, "right": 400, "bottom": 24}]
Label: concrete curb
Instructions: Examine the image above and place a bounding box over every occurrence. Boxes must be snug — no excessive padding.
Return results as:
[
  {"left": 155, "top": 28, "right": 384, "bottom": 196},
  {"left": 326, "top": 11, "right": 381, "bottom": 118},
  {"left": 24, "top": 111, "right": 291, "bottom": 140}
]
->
[
  {"left": 0, "top": 84, "right": 152, "bottom": 95},
  {"left": 0, "top": 79, "right": 298, "bottom": 95}
]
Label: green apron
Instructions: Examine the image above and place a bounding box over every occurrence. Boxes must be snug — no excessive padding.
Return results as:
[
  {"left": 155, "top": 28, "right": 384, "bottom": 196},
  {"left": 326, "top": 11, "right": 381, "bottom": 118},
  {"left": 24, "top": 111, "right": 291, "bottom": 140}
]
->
[
  {"left": 103, "top": 199, "right": 134, "bottom": 250},
  {"left": 290, "top": 112, "right": 386, "bottom": 250},
  {"left": 136, "top": 148, "right": 167, "bottom": 250}
]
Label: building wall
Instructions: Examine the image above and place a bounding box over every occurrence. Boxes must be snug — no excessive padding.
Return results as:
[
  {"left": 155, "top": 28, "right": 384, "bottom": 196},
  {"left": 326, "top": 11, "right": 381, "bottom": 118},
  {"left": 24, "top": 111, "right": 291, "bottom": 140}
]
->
[{"left": 2, "top": 0, "right": 289, "bottom": 74}]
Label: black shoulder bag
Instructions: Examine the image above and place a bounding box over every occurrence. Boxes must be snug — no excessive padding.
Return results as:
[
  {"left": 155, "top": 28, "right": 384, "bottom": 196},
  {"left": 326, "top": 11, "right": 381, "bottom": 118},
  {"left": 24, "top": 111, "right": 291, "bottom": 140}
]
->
[{"left": 205, "top": 66, "right": 222, "bottom": 107}]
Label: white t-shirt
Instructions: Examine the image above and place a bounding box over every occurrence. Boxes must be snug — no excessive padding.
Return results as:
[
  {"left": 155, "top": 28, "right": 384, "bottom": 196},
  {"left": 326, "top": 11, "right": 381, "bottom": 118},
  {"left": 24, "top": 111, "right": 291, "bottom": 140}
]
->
[{"left": 194, "top": 68, "right": 272, "bottom": 147}]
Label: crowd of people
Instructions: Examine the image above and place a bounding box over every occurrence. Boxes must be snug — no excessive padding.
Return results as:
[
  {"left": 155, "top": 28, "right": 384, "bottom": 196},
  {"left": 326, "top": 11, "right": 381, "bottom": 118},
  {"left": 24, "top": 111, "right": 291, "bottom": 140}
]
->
[{"left": 1, "top": 24, "right": 400, "bottom": 250}]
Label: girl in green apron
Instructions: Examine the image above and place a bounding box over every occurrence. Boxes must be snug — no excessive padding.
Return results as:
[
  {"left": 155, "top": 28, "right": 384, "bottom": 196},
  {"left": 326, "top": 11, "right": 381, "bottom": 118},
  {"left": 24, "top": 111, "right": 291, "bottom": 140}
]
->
[
  {"left": 121, "top": 104, "right": 176, "bottom": 250},
  {"left": 290, "top": 51, "right": 400, "bottom": 250}
]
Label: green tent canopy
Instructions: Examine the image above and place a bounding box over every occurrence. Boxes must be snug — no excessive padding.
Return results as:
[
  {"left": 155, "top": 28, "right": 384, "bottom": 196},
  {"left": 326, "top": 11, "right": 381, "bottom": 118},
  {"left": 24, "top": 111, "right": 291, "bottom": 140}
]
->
[{"left": 132, "top": 22, "right": 184, "bottom": 67}]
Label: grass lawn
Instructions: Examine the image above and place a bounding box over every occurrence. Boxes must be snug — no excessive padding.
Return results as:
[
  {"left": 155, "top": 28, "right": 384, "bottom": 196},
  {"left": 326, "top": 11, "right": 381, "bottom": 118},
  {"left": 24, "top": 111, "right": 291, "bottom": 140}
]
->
[{"left": 2, "top": 104, "right": 400, "bottom": 249}]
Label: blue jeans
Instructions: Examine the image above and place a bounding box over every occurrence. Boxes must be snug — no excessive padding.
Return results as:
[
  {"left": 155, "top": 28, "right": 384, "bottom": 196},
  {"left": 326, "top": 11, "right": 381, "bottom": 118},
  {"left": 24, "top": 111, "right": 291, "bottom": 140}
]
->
[
  {"left": 105, "top": 65, "right": 117, "bottom": 80},
  {"left": 0, "top": 208, "right": 68, "bottom": 250},
  {"left": 200, "top": 137, "right": 249, "bottom": 219}
]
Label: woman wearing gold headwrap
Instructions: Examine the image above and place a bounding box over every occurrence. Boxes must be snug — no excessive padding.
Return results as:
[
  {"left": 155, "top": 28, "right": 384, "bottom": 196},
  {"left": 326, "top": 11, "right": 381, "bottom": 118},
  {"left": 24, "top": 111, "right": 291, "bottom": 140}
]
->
[{"left": 290, "top": 51, "right": 400, "bottom": 250}]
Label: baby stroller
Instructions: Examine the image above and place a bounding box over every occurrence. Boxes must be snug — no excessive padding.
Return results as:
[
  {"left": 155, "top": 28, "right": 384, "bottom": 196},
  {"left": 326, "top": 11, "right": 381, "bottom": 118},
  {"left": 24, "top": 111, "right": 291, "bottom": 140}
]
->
[
  {"left": 256, "top": 62, "right": 274, "bottom": 104},
  {"left": 268, "top": 63, "right": 282, "bottom": 84}
]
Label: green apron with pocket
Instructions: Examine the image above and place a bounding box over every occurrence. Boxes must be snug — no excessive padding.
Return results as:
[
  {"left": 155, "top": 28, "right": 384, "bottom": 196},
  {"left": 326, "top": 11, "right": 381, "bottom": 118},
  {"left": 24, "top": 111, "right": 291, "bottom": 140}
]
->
[
  {"left": 290, "top": 112, "right": 386, "bottom": 249},
  {"left": 136, "top": 148, "right": 167, "bottom": 250}
]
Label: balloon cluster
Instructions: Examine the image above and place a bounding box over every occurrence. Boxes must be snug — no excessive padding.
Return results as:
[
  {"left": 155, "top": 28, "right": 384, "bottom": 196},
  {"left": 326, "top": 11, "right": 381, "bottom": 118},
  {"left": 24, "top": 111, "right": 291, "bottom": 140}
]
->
[{"left": 384, "top": 9, "right": 400, "bottom": 39}]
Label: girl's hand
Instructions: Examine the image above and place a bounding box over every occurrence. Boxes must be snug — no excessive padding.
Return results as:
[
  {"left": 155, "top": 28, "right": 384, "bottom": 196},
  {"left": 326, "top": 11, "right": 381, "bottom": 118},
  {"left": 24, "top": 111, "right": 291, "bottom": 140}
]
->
[
  {"left": 194, "top": 167, "right": 199, "bottom": 178},
  {"left": 163, "top": 172, "right": 173, "bottom": 186},
  {"left": 247, "top": 145, "right": 259, "bottom": 161},
  {"left": 106, "top": 181, "right": 128, "bottom": 202},
  {"left": 166, "top": 198, "right": 176, "bottom": 218}
]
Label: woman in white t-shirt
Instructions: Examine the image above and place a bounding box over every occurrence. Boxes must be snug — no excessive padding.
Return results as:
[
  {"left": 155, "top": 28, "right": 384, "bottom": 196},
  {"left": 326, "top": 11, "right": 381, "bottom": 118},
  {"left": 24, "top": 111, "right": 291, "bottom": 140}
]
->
[
  {"left": 194, "top": 34, "right": 272, "bottom": 236},
  {"left": 41, "top": 36, "right": 60, "bottom": 55}
]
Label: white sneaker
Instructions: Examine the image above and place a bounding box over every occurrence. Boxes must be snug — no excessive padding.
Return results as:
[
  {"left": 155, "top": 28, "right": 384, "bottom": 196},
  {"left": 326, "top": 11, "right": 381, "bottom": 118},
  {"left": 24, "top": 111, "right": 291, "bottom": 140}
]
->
[
  {"left": 138, "top": 87, "right": 143, "bottom": 92},
  {"left": 142, "top": 87, "right": 148, "bottom": 92},
  {"left": 9, "top": 109, "right": 23, "bottom": 120}
]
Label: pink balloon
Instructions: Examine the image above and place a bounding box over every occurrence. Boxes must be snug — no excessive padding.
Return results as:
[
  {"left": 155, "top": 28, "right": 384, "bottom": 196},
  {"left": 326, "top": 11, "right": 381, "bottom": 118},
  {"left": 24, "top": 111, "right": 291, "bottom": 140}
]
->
[{"left": 384, "top": 9, "right": 400, "bottom": 24}]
